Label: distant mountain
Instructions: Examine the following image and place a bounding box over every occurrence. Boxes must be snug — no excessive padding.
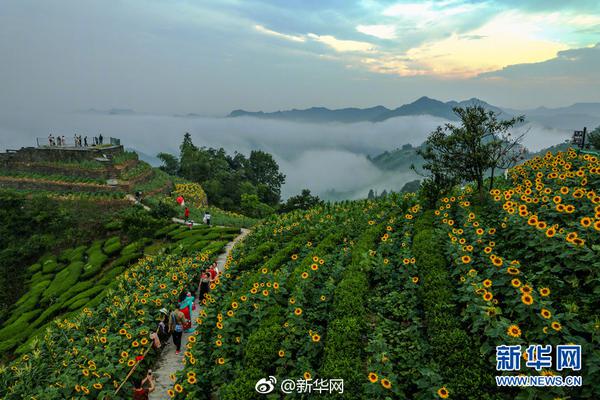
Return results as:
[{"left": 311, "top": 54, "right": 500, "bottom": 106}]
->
[
  {"left": 367, "top": 140, "right": 573, "bottom": 177},
  {"left": 229, "top": 105, "right": 391, "bottom": 123},
  {"left": 229, "top": 97, "right": 515, "bottom": 124},
  {"left": 368, "top": 143, "right": 424, "bottom": 171},
  {"left": 371, "top": 96, "right": 510, "bottom": 122},
  {"left": 503, "top": 103, "right": 600, "bottom": 130},
  {"left": 80, "top": 108, "right": 137, "bottom": 116},
  {"left": 228, "top": 97, "right": 600, "bottom": 130}
]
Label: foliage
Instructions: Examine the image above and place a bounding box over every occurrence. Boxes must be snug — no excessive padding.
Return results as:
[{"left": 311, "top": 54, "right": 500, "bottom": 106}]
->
[
  {"left": 0, "top": 191, "right": 127, "bottom": 315},
  {"left": 240, "top": 193, "right": 274, "bottom": 218},
  {"left": 158, "top": 133, "right": 285, "bottom": 211},
  {"left": 157, "top": 152, "right": 180, "bottom": 175},
  {"left": 279, "top": 189, "right": 324, "bottom": 213},
  {"left": 417, "top": 106, "right": 525, "bottom": 202}
]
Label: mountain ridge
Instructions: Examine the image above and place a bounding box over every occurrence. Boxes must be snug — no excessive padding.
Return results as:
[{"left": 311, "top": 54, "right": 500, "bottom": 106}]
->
[{"left": 228, "top": 97, "right": 600, "bottom": 129}]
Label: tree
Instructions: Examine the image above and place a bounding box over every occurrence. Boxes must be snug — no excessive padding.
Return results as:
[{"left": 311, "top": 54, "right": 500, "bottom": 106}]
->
[
  {"left": 417, "top": 106, "right": 525, "bottom": 202},
  {"left": 157, "top": 152, "right": 179, "bottom": 176},
  {"left": 367, "top": 189, "right": 375, "bottom": 200},
  {"left": 245, "top": 150, "right": 286, "bottom": 206},
  {"left": 179, "top": 132, "right": 198, "bottom": 160},
  {"left": 279, "top": 189, "right": 323, "bottom": 213},
  {"left": 240, "top": 194, "right": 274, "bottom": 218},
  {"left": 589, "top": 126, "right": 600, "bottom": 150},
  {"left": 487, "top": 129, "right": 527, "bottom": 190}
]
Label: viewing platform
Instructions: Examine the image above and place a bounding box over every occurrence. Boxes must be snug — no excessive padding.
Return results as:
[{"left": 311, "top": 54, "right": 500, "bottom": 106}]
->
[{"left": 0, "top": 137, "right": 123, "bottom": 165}]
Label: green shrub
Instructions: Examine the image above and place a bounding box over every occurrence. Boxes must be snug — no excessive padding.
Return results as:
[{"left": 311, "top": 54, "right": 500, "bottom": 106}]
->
[
  {"left": 102, "top": 236, "right": 121, "bottom": 255},
  {"left": 80, "top": 250, "right": 108, "bottom": 280},
  {"left": 1, "top": 310, "right": 42, "bottom": 335},
  {"left": 104, "top": 220, "right": 122, "bottom": 231},
  {"left": 30, "top": 303, "right": 63, "bottom": 329},
  {"left": 171, "top": 227, "right": 211, "bottom": 240},
  {"left": 42, "top": 261, "right": 85, "bottom": 301},
  {"left": 68, "top": 245, "right": 87, "bottom": 262},
  {"left": 121, "top": 238, "right": 152, "bottom": 255},
  {"left": 243, "top": 318, "right": 284, "bottom": 369},
  {"left": 321, "top": 317, "right": 365, "bottom": 399},
  {"left": 219, "top": 368, "right": 263, "bottom": 400},
  {"left": 154, "top": 223, "right": 180, "bottom": 238},
  {"left": 42, "top": 258, "right": 63, "bottom": 274},
  {"left": 68, "top": 298, "right": 90, "bottom": 311},
  {"left": 83, "top": 291, "right": 107, "bottom": 308},
  {"left": 57, "top": 281, "right": 95, "bottom": 305},
  {"left": 26, "top": 263, "right": 42, "bottom": 274},
  {"left": 112, "top": 252, "right": 142, "bottom": 268},
  {"left": 98, "top": 266, "right": 124, "bottom": 284},
  {"left": 64, "top": 286, "right": 105, "bottom": 308}
]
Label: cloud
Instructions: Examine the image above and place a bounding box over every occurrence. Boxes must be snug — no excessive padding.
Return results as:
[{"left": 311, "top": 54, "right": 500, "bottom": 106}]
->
[
  {"left": 245, "top": 1, "right": 600, "bottom": 79},
  {"left": 356, "top": 24, "right": 396, "bottom": 39},
  {"left": 254, "top": 24, "right": 306, "bottom": 42},
  {"left": 479, "top": 43, "right": 600, "bottom": 81},
  {"left": 382, "top": 1, "right": 482, "bottom": 24},
  {"left": 253, "top": 24, "right": 376, "bottom": 53},
  {"left": 307, "top": 33, "right": 376, "bottom": 52},
  {"left": 360, "top": 11, "right": 569, "bottom": 77}
]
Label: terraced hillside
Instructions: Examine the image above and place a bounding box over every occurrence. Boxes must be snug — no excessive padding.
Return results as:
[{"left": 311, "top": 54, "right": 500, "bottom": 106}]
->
[
  {"left": 0, "top": 147, "right": 173, "bottom": 198},
  {"left": 0, "top": 224, "right": 242, "bottom": 398}
]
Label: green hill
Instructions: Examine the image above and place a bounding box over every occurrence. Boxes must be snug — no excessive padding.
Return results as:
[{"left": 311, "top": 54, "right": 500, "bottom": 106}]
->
[{"left": 0, "top": 148, "right": 597, "bottom": 399}]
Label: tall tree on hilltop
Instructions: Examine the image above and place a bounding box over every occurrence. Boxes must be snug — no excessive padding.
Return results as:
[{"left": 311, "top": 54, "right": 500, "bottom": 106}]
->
[
  {"left": 157, "top": 152, "right": 179, "bottom": 176},
  {"left": 418, "top": 106, "right": 525, "bottom": 202},
  {"left": 245, "top": 150, "right": 286, "bottom": 206}
]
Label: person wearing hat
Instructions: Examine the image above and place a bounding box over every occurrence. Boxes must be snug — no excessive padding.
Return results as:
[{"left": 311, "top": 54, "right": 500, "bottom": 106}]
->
[{"left": 157, "top": 308, "right": 170, "bottom": 346}]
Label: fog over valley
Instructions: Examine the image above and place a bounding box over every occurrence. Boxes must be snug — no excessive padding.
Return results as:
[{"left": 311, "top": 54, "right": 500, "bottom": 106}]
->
[{"left": 0, "top": 110, "right": 571, "bottom": 199}]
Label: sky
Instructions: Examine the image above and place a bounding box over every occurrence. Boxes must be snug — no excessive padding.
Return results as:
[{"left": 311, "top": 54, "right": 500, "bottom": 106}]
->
[{"left": 1, "top": 0, "right": 600, "bottom": 116}]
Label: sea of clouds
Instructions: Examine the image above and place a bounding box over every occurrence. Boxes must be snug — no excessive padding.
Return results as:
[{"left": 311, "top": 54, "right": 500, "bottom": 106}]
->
[{"left": 0, "top": 111, "right": 569, "bottom": 199}]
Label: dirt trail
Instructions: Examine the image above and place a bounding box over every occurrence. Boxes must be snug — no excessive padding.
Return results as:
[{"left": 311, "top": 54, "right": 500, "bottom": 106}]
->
[{"left": 149, "top": 228, "right": 250, "bottom": 399}]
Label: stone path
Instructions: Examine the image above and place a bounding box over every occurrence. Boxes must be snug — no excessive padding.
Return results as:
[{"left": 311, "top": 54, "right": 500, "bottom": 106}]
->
[
  {"left": 149, "top": 228, "right": 250, "bottom": 399},
  {"left": 124, "top": 194, "right": 151, "bottom": 211}
]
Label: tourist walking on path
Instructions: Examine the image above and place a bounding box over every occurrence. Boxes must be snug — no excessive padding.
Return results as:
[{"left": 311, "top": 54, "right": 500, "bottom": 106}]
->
[
  {"left": 99, "top": 133, "right": 103, "bottom": 145},
  {"left": 208, "top": 263, "right": 217, "bottom": 282},
  {"left": 184, "top": 207, "right": 190, "bottom": 222},
  {"left": 157, "top": 308, "right": 170, "bottom": 346},
  {"left": 178, "top": 292, "right": 194, "bottom": 333},
  {"left": 204, "top": 211, "right": 211, "bottom": 226},
  {"left": 168, "top": 307, "right": 186, "bottom": 355},
  {"left": 199, "top": 272, "right": 210, "bottom": 304},
  {"left": 132, "top": 370, "right": 155, "bottom": 399}
]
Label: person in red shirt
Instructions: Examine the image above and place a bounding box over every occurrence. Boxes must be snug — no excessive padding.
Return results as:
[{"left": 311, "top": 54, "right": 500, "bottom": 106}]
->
[
  {"left": 208, "top": 264, "right": 217, "bottom": 281},
  {"left": 184, "top": 207, "right": 190, "bottom": 222},
  {"left": 132, "top": 370, "right": 155, "bottom": 400}
]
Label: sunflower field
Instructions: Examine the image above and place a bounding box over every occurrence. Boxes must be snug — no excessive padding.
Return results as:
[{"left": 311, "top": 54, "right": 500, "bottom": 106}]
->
[
  {"left": 0, "top": 225, "right": 240, "bottom": 399},
  {"left": 163, "top": 149, "right": 599, "bottom": 400},
  {"left": 0, "top": 149, "right": 598, "bottom": 399}
]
